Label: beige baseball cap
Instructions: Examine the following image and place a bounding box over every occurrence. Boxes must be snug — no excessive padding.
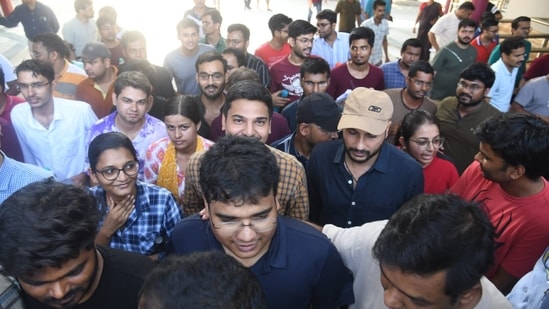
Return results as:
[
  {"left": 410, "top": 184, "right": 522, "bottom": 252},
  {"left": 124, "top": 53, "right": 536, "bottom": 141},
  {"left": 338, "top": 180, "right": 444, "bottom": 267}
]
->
[{"left": 337, "top": 87, "right": 394, "bottom": 135}]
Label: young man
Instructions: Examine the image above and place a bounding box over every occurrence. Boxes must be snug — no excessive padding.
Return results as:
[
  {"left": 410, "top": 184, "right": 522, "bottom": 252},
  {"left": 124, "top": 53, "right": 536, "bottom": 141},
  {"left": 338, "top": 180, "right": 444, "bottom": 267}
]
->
[
  {"left": 30, "top": 33, "right": 87, "bottom": 100},
  {"left": 323, "top": 194, "right": 512, "bottom": 308},
  {"left": 272, "top": 92, "right": 340, "bottom": 169},
  {"left": 488, "top": 37, "right": 525, "bottom": 112},
  {"left": 430, "top": 18, "right": 477, "bottom": 101},
  {"left": 471, "top": 18, "right": 499, "bottom": 63},
  {"left": 182, "top": 80, "right": 309, "bottom": 220},
  {"left": 96, "top": 15, "right": 123, "bottom": 66},
  {"left": 428, "top": 1, "right": 475, "bottom": 52},
  {"left": 269, "top": 20, "right": 317, "bottom": 107},
  {"left": 86, "top": 71, "right": 166, "bottom": 180},
  {"left": 164, "top": 17, "right": 215, "bottom": 95},
  {"left": 0, "top": 0, "right": 58, "bottom": 41},
  {"left": 327, "top": 26, "right": 385, "bottom": 99},
  {"left": 380, "top": 38, "right": 422, "bottom": 89},
  {"left": 169, "top": 135, "right": 354, "bottom": 308},
  {"left": 0, "top": 179, "right": 155, "bottom": 309},
  {"left": 200, "top": 8, "right": 226, "bottom": 53},
  {"left": 335, "top": 0, "right": 361, "bottom": 33},
  {"left": 311, "top": 9, "right": 350, "bottom": 69},
  {"left": 62, "top": 0, "right": 98, "bottom": 57},
  {"left": 307, "top": 87, "right": 423, "bottom": 227},
  {"left": 384, "top": 60, "right": 437, "bottom": 144},
  {"left": 436, "top": 63, "right": 500, "bottom": 174},
  {"left": 88, "top": 132, "right": 182, "bottom": 259},
  {"left": 254, "top": 14, "right": 292, "bottom": 68},
  {"left": 451, "top": 113, "right": 549, "bottom": 294},
  {"left": 75, "top": 42, "right": 118, "bottom": 118},
  {"left": 360, "top": 0, "right": 390, "bottom": 66},
  {"left": 11, "top": 59, "right": 97, "bottom": 187}
]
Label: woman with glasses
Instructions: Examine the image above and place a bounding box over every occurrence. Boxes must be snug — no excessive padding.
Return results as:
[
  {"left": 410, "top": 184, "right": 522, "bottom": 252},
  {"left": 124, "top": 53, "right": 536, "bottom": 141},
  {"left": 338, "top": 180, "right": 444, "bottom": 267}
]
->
[
  {"left": 144, "top": 95, "right": 214, "bottom": 204},
  {"left": 398, "top": 110, "right": 458, "bottom": 194},
  {"left": 88, "top": 132, "right": 183, "bottom": 260}
]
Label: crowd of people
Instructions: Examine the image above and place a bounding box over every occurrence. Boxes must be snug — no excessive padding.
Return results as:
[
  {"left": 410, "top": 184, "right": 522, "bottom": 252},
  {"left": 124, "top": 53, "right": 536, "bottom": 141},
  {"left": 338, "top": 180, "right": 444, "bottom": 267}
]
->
[{"left": 0, "top": 0, "right": 549, "bottom": 308}]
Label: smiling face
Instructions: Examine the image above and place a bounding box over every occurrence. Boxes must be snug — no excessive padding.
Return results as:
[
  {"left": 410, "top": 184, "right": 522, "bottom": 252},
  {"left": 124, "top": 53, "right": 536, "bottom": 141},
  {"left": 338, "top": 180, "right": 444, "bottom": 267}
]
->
[
  {"left": 222, "top": 99, "right": 271, "bottom": 144},
  {"left": 196, "top": 60, "right": 225, "bottom": 100},
  {"left": 178, "top": 26, "right": 199, "bottom": 53},
  {"left": 18, "top": 249, "right": 98, "bottom": 309},
  {"left": 289, "top": 33, "right": 314, "bottom": 59},
  {"left": 90, "top": 147, "right": 138, "bottom": 200}
]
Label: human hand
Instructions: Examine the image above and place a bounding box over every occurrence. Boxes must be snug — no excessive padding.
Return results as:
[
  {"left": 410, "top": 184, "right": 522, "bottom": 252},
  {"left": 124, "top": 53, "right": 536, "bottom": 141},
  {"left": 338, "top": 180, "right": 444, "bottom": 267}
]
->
[
  {"left": 272, "top": 91, "right": 291, "bottom": 108},
  {"left": 101, "top": 195, "right": 135, "bottom": 236}
]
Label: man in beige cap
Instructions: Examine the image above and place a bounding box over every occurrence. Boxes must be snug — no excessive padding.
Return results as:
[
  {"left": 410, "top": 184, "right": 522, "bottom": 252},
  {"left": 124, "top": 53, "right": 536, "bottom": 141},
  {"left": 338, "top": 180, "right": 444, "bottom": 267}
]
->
[{"left": 307, "top": 87, "right": 423, "bottom": 227}]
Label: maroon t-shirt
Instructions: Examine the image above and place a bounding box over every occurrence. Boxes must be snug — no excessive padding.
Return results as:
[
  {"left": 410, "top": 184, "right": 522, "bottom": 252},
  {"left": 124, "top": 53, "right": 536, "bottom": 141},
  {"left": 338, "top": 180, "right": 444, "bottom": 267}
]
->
[{"left": 327, "top": 63, "right": 385, "bottom": 98}]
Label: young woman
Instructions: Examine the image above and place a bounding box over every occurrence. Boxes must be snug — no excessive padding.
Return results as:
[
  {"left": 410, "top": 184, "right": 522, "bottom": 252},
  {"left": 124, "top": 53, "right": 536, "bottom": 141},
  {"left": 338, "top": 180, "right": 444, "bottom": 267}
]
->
[
  {"left": 144, "top": 95, "right": 214, "bottom": 202},
  {"left": 399, "top": 110, "right": 458, "bottom": 194}
]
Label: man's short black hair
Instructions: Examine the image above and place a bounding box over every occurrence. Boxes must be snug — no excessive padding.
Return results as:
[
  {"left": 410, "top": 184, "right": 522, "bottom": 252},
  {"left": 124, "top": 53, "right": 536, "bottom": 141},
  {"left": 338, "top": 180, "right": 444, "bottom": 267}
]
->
[
  {"left": 316, "top": 9, "right": 337, "bottom": 24},
  {"left": 227, "top": 23, "right": 250, "bottom": 42},
  {"left": 373, "top": 0, "right": 386, "bottom": 10},
  {"left": 373, "top": 194, "right": 495, "bottom": 304},
  {"left": 0, "top": 179, "right": 101, "bottom": 279},
  {"left": 408, "top": 60, "right": 434, "bottom": 78},
  {"left": 400, "top": 38, "right": 422, "bottom": 55},
  {"left": 177, "top": 17, "right": 199, "bottom": 33},
  {"left": 459, "top": 62, "right": 495, "bottom": 88},
  {"left": 139, "top": 251, "right": 267, "bottom": 309},
  {"left": 458, "top": 18, "right": 477, "bottom": 30},
  {"left": 114, "top": 71, "right": 152, "bottom": 97},
  {"left": 195, "top": 51, "right": 228, "bottom": 74},
  {"left": 199, "top": 135, "right": 279, "bottom": 205},
  {"left": 31, "top": 33, "right": 70, "bottom": 59},
  {"left": 288, "top": 20, "right": 317, "bottom": 39},
  {"left": 481, "top": 18, "right": 499, "bottom": 30},
  {"left": 222, "top": 48, "right": 246, "bottom": 68},
  {"left": 349, "top": 27, "right": 375, "bottom": 48},
  {"left": 300, "top": 57, "right": 331, "bottom": 78},
  {"left": 202, "top": 8, "right": 223, "bottom": 25},
  {"left": 15, "top": 59, "right": 55, "bottom": 83},
  {"left": 268, "top": 14, "right": 292, "bottom": 37},
  {"left": 458, "top": 1, "right": 475, "bottom": 11},
  {"left": 222, "top": 80, "right": 273, "bottom": 119},
  {"left": 120, "top": 30, "right": 146, "bottom": 50},
  {"left": 511, "top": 16, "right": 531, "bottom": 30},
  {"left": 500, "top": 36, "right": 526, "bottom": 55}
]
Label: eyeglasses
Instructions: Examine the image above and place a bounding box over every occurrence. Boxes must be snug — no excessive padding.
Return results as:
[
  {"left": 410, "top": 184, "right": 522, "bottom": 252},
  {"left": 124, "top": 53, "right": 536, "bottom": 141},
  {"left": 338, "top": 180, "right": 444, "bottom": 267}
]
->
[
  {"left": 95, "top": 161, "right": 139, "bottom": 181},
  {"left": 211, "top": 213, "right": 277, "bottom": 234},
  {"left": 409, "top": 137, "right": 444, "bottom": 149},
  {"left": 296, "top": 37, "right": 314, "bottom": 44},
  {"left": 16, "top": 82, "right": 50, "bottom": 91},
  {"left": 317, "top": 22, "right": 331, "bottom": 28},
  {"left": 226, "top": 39, "right": 244, "bottom": 45},
  {"left": 198, "top": 72, "right": 224, "bottom": 82},
  {"left": 457, "top": 81, "right": 484, "bottom": 92},
  {"left": 409, "top": 78, "right": 433, "bottom": 88}
]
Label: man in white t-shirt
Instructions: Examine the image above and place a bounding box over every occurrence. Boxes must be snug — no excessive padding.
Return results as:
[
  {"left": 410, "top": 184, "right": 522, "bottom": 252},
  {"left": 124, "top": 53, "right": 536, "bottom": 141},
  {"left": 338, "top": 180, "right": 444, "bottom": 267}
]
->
[{"left": 428, "top": 1, "right": 475, "bottom": 52}]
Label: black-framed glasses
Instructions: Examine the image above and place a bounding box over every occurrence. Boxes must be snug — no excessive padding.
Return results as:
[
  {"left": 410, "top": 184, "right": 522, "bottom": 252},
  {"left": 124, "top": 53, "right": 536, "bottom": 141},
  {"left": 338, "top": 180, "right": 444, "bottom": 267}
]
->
[
  {"left": 16, "top": 82, "right": 50, "bottom": 91},
  {"left": 457, "top": 81, "right": 484, "bottom": 92},
  {"left": 317, "top": 22, "right": 331, "bottom": 28},
  {"left": 409, "top": 137, "right": 444, "bottom": 149},
  {"left": 95, "top": 161, "right": 139, "bottom": 181}
]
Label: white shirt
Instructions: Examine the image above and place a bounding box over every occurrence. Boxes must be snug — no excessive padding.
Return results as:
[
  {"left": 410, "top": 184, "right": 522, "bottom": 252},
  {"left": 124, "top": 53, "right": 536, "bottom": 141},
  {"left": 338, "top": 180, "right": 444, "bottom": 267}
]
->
[
  {"left": 360, "top": 17, "right": 389, "bottom": 65},
  {"left": 11, "top": 97, "right": 97, "bottom": 180},
  {"left": 311, "top": 32, "right": 351, "bottom": 69},
  {"left": 488, "top": 58, "right": 518, "bottom": 112},
  {"left": 429, "top": 12, "right": 460, "bottom": 49},
  {"left": 323, "top": 221, "right": 513, "bottom": 309}
]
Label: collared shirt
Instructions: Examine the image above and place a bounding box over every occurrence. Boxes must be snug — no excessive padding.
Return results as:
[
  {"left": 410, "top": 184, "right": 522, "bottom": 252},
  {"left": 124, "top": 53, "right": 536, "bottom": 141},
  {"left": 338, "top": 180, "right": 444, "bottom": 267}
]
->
[
  {"left": 199, "top": 36, "right": 226, "bottom": 53},
  {"left": 11, "top": 98, "right": 97, "bottom": 180},
  {"left": 271, "top": 132, "right": 309, "bottom": 169},
  {"left": 360, "top": 17, "right": 389, "bottom": 65},
  {"left": 380, "top": 60, "right": 406, "bottom": 89},
  {"left": 86, "top": 112, "right": 167, "bottom": 180},
  {"left": 182, "top": 146, "right": 309, "bottom": 220},
  {"left": 75, "top": 66, "right": 118, "bottom": 118},
  {"left": 0, "top": 267, "right": 23, "bottom": 309},
  {"left": 471, "top": 36, "right": 498, "bottom": 63},
  {"left": 311, "top": 32, "right": 351, "bottom": 69},
  {"left": 0, "top": 1, "right": 59, "bottom": 40},
  {"left": 54, "top": 60, "right": 87, "bottom": 100},
  {"left": 488, "top": 58, "right": 518, "bottom": 112},
  {"left": 246, "top": 53, "right": 271, "bottom": 87},
  {"left": 168, "top": 214, "right": 355, "bottom": 309},
  {"left": 90, "top": 181, "right": 183, "bottom": 255},
  {"left": 488, "top": 40, "right": 531, "bottom": 87},
  {"left": 429, "top": 11, "right": 460, "bottom": 50},
  {"left": 307, "top": 140, "right": 423, "bottom": 227},
  {"left": 0, "top": 151, "right": 54, "bottom": 204}
]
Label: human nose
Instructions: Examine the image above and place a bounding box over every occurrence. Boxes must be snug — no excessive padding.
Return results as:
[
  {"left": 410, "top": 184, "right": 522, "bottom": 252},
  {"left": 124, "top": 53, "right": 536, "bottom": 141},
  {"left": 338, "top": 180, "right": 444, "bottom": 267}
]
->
[
  {"left": 174, "top": 127, "right": 183, "bottom": 138},
  {"left": 48, "top": 280, "right": 70, "bottom": 300},
  {"left": 384, "top": 288, "right": 404, "bottom": 309},
  {"left": 474, "top": 152, "right": 482, "bottom": 163},
  {"left": 236, "top": 222, "right": 257, "bottom": 241}
]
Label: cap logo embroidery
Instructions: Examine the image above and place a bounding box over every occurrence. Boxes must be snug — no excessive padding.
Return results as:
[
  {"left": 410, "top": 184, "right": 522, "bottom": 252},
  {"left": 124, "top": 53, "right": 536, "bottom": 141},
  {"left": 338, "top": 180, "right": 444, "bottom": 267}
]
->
[{"left": 368, "top": 105, "right": 382, "bottom": 113}]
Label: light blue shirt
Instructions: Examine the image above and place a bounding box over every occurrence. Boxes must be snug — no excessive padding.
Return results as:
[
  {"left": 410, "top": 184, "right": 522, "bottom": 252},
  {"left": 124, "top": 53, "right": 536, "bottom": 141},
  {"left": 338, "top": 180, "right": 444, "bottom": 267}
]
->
[
  {"left": 0, "top": 151, "right": 54, "bottom": 204},
  {"left": 311, "top": 32, "right": 350, "bottom": 69},
  {"left": 488, "top": 58, "right": 518, "bottom": 112}
]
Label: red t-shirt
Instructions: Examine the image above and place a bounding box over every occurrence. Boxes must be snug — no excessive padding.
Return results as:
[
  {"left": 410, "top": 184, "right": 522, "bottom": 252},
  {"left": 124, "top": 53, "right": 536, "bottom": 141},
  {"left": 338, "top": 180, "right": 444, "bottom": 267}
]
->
[
  {"left": 0, "top": 94, "right": 25, "bottom": 123},
  {"left": 255, "top": 42, "right": 291, "bottom": 68},
  {"left": 423, "top": 155, "right": 459, "bottom": 194},
  {"left": 327, "top": 63, "right": 385, "bottom": 98},
  {"left": 471, "top": 36, "right": 497, "bottom": 64}
]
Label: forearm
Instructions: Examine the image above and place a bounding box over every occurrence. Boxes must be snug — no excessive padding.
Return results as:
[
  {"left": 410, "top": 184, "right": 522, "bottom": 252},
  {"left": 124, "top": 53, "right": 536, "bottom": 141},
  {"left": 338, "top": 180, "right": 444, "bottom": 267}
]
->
[{"left": 428, "top": 32, "right": 439, "bottom": 50}]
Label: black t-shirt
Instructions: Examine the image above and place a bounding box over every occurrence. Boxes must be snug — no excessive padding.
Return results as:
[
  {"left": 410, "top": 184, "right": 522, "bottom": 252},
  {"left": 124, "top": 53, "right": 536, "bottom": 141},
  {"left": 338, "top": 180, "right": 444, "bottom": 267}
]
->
[{"left": 23, "top": 246, "right": 155, "bottom": 309}]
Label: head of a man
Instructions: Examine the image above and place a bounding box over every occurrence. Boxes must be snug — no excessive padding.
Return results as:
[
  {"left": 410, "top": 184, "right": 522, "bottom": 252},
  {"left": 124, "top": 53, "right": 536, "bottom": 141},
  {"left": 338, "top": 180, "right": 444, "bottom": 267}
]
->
[
  {"left": 406, "top": 60, "right": 434, "bottom": 100},
  {"left": 88, "top": 132, "right": 139, "bottom": 200},
  {"left": 373, "top": 0, "right": 387, "bottom": 20},
  {"left": 30, "top": 33, "right": 70, "bottom": 65},
  {"left": 300, "top": 57, "right": 330, "bottom": 96},
  {"left": 511, "top": 16, "right": 531, "bottom": 38},
  {"left": 177, "top": 18, "right": 200, "bottom": 53},
  {"left": 222, "top": 80, "right": 272, "bottom": 143},
  {"left": 480, "top": 18, "right": 499, "bottom": 42},
  {"left": 349, "top": 27, "right": 375, "bottom": 66},
  {"left": 121, "top": 31, "right": 148, "bottom": 61},
  {"left": 200, "top": 135, "right": 280, "bottom": 267},
  {"left": 338, "top": 87, "right": 393, "bottom": 164},
  {"left": 500, "top": 36, "right": 526, "bottom": 69},
  {"left": 455, "top": 1, "right": 475, "bottom": 20},
  {"left": 225, "top": 67, "right": 260, "bottom": 91},
  {"left": 373, "top": 194, "right": 496, "bottom": 309},
  {"left": 296, "top": 92, "right": 340, "bottom": 146},
  {"left": 288, "top": 20, "right": 317, "bottom": 59},
  {"left": 268, "top": 14, "right": 292, "bottom": 41},
  {"left": 456, "top": 63, "right": 494, "bottom": 107},
  {"left": 221, "top": 48, "right": 245, "bottom": 79},
  {"left": 201, "top": 8, "right": 222, "bottom": 37},
  {"left": 474, "top": 113, "right": 549, "bottom": 183},
  {"left": 139, "top": 251, "right": 267, "bottom": 309},
  {"left": 0, "top": 179, "right": 101, "bottom": 308},
  {"left": 15, "top": 59, "right": 55, "bottom": 110},
  {"left": 81, "top": 42, "right": 111, "bottom": 80},
  {"left": 195, "top": 51, "right": 227, "bottom": 100},
  {"left": 316, "top": 9, "right": 337, "bottom": 40},
  {"left": 112, "top": 71, "right": 152, "bottom": 125},
  {"left": 74, "top": 0, "right": 94, "bottom": 18},
  {"left": 227, "top": 24, "right": 250, "bottom": 54},
  {"left": 456, "top": 19, "right": 477, "bottom": 45},
  {"left": 400, "top": 38, "right": 422, "bottom": 70},
  {"left": 96, "top": 15, "right": 118, "bottom": 44}
]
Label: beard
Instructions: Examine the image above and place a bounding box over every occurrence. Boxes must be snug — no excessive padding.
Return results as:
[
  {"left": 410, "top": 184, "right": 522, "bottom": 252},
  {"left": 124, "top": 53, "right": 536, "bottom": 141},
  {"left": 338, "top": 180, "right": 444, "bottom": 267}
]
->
[
  {"left": 345, "top": 146, "right": 380, "bottom": 164},
  {"left": 457, "top": 36, "right": 472, "bottom": 45},
  {"left": 457, "top": 93, "right": 483, "bottom": 107}
]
